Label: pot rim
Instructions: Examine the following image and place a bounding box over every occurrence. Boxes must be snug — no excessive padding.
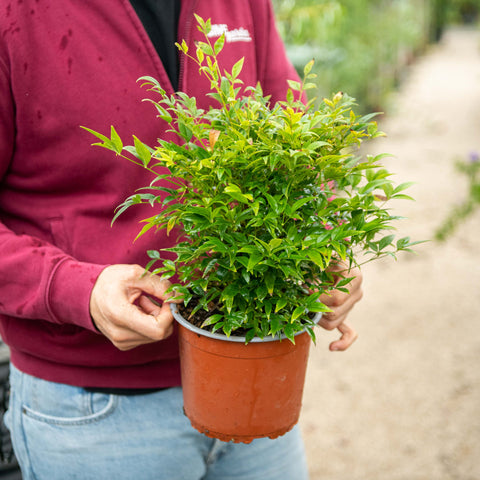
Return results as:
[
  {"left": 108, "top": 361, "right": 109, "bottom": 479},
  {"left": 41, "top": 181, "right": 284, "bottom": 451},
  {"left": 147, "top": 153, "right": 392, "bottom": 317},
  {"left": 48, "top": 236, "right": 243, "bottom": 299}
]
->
[{"left": 170, "top": 302, "right": 321, "bottom": 343}]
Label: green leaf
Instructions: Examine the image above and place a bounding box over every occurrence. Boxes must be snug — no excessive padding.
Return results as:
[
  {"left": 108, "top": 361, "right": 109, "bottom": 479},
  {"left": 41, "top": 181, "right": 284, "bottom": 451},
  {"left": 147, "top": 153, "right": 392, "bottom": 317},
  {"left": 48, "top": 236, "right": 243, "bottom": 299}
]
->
[
  {"left": 221, "top": 284, "right": 239, "bottom": 313},
  {"left": 306, "top": 249, "right": 326, "bottom": 269},
  {"left": 245, "top": 328, "right": 256, "bottom": 343},
  {"left": 307, "top": 302, "right": 332, "bottom": 313},
  {"left": 197, "top": 41, "right": 214, "bottom": 56},
  {"left": 225, "top": 184, "right": 253, "bottom": 203},
  {"left": 284, "top": 324, "right": 295, "bottom": 343},
  {"left": 193, "top": 13, "right": 206, "bottom": 31},
  {"left": 109, "top": 126, "right": 123, "bottom": 154},
  {"left": 247, "top": 253, "right": 263, "bottom": 272},
  {"left": 264, "top": 299, "right": 273, "bottom": 318},
  {"left": 177, "top": 122, "right": 193, "bottom": 141},
  {"left": 255, "top": 284, "right": 268, "bottom": 302},
  {"left": 286, "top": 88, "right": 294, "bottom": 104},
  {"left": 291, "top": 306, "right": 306, "bottom": 321},
  {"left": 378, "top": 234, "right": 395, "bottom": 251},
  {"left": 291, "top": 196, "right": 314, "bottom": 213},
  {"left": 80, "top": 126, "right": 110, "bottom": 144},
  {"left": 134, "top": 221, "right": 155, "bottom": 241},
  {"left": 133, "top": 136, "right": 152, "bottom": 167},
  {"left": 395, "top": 182, "right": 415, "bottom": 195},
  {"left": 166, "top": 217, "right": 176, "bottom": 235},
  {"left": 264, "top": 270, "right": 275, "bottom": 295},
  {"left": 204, "top": 237, "right": 228, "bottom": 254},
  {"left": 303, "top": 59, "right": 314, "bottom": 76},
  {"left": 231, "top": 57, "right": 245, "bottom": 79},
  {"left": 264, "top": 193, "right": 280, "bottom": 214},
  {"left": 268, "top": 238, "right": 282, "bottom": 251},
  {"left": 287, "top": 79, "right": 302, "bottom": 92},
  {"left": 214, "top": 33, "right": 225, "bottom": 55},
  {"left": 275, "top": 297, "right": 288, "bottom": 312},
  {"left": 202, "top": 314, "right": 223, "bottom": 327},
  {"left": 238, "top": 245, "right": 259, "bottom": 255},
  {"left": 392, "top": 194, "right": 415, "bottom": 201},
  {"left": 196, "top": 47, "right": 205, "bottom": 64}
]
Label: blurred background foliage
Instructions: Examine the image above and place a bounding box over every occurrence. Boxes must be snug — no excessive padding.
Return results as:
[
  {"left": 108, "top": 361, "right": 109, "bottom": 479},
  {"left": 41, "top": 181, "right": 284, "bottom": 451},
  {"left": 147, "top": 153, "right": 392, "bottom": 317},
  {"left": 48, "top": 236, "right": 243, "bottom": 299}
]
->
[{"left": 272, "top": 0, "right": 479, "bottom": 113}]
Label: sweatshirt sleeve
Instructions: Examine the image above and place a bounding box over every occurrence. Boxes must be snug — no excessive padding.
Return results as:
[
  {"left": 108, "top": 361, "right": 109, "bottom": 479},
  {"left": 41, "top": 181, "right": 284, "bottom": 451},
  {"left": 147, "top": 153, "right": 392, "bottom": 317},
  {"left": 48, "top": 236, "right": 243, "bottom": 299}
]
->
[
  {"left": 252, "top": 0, "right": 304, "bottom": 104},
  {"left": 0, "top": 228, "right": 106, "bottom": 332},
  {"left": 0, "top": 53, "right": 105, "bottom": 334}
]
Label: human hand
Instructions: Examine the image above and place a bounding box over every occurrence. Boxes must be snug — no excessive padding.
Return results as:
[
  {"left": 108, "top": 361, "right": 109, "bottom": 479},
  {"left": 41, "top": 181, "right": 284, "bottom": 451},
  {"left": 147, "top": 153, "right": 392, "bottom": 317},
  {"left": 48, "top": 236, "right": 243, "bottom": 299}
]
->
[
  {"left": 317, "top": 265, "right": 363, "bottom": 352},
  {"left": 89, "top": 264, "right": 180, "bottom": 351}
]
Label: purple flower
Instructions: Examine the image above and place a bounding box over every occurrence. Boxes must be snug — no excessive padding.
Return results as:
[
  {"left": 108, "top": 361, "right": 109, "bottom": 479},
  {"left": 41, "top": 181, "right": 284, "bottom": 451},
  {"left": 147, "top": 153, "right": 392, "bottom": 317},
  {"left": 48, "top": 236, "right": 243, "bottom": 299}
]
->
[{"left": 468, "top": 151, "right": 479, "bottom": 163}]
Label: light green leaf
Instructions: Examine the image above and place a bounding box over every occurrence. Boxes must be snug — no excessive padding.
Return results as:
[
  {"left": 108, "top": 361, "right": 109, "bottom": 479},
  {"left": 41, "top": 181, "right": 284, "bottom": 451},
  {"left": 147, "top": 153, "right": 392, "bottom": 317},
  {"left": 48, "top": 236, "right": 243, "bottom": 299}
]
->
[
  {"left": 231, "top": 57, "right": 245, "bottom": 79},
  {"left": 166, "top": 217, "right": 176, "bottom": 235},
  {"left": 110, "top": 126, "right": 123, "bottom": 154},
  {"left": 133, "top": 136, "right": 151, "bottom": 167},
  {"left": 307, "top": 302, "right": 331, "bottom": 313},
  {"left": 196, "top": 47, "right": 205, "bottom": 64},
  {"left": 287, "top": 79, "right": 302, "bottom": 92},
  {"left": 225, "top": 184, "right": 253, "bottom": 203},
  {"left": 268, "top": 238, "right": 282, "bottom": 251},
  {"left": 214, "top": 33, "right": 225, "bottom": 55},
  {"left": 393, "top": 182, "right": 415, "bottom": 194},
  {"left": 197, "top": 41, "right": 214, "bottom": 56},
  {"left": 303, "top": 59, "right": 314, "bottom": 76}
]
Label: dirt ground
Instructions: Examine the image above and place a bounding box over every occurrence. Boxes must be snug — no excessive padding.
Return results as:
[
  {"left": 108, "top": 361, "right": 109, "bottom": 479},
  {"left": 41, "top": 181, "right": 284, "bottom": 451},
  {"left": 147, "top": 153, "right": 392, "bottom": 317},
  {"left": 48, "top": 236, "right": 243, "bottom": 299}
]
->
[{"left": 300, "top": 27, "right": 480, "bottom": 480}]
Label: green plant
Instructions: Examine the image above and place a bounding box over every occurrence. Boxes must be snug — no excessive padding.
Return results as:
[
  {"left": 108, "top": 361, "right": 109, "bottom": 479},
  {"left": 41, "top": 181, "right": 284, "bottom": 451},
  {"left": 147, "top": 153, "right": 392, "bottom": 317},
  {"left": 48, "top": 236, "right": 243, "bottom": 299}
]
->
[
  {"left": 447, "top": 0, "right": 480, "bottom": 23},
  {"left": 84, "top": 15, "right": 419, "bottom": 343},
  {"left": 435, "top": 151, "right": 480, "bottom": 241},
  {"left": 272, "top": 0, "right": 429, "bottom": 113}
]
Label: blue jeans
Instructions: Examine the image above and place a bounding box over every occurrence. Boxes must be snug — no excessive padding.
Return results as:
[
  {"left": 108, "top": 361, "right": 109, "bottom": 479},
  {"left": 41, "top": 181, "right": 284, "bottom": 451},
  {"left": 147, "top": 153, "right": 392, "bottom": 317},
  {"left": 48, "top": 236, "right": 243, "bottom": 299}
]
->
[{"left": 5, "top": 365, "right": 309, "bottom": 480}]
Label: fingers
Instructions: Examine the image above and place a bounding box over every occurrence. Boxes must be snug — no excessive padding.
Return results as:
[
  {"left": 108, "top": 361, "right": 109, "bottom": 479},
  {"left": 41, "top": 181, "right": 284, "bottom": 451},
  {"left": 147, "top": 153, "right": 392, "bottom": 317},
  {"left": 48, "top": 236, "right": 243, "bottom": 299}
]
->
[
  {"left": 318, "top": 274, "right": 363, "bottom": 331},
  {"left": 329, "top": 322, "right": 358, "bottom": 351},
  {"left": 131, "top": 268, "right": 182, "bottom": 304},
  {"left": 137, "top": 295, "right": 175, "bottom": 339},
  {"left": 93, "top": 299, "right": 174, "bottom": 351},
  {"left": 316, "top": 263, "right": 363, "bottom": 352},
  {"left": 90, "top": 265, "right": 177, "bottom": 351}
]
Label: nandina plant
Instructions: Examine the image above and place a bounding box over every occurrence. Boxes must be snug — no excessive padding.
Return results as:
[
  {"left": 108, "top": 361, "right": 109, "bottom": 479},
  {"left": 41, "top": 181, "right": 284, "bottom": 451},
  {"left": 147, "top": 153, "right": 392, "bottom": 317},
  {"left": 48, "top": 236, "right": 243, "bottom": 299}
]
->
[{"left": 84, "top": 15, "right": 419, "bottom": 343}]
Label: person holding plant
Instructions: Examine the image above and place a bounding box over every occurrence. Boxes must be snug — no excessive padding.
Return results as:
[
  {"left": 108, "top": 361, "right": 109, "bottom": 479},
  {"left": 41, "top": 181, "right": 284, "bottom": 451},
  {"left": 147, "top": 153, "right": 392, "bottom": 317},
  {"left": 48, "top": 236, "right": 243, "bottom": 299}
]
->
[{"left": 0, "top": 1, "right": 362, "bottom": 479}]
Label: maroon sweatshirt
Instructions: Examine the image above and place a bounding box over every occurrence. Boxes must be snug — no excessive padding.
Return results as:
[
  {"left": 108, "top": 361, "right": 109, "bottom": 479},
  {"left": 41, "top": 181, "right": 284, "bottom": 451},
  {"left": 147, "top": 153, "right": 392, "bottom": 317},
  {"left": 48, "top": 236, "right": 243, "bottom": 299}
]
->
[{"left": 0, "top": 0, "right": 300, "bottom": 388}]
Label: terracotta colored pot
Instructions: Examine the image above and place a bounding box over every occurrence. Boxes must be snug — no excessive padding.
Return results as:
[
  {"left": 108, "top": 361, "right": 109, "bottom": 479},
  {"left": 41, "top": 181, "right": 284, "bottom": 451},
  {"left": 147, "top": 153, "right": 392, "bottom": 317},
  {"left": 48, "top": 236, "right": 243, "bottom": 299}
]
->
[{"left": 171, "top": 303, "right": 315, "bottom": 444}]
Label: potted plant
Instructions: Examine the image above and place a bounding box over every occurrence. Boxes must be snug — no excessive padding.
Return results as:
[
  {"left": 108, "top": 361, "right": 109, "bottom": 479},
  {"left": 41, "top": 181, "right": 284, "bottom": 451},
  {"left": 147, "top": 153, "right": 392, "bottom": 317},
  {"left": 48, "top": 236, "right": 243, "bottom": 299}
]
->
[{"left": 84, "top": 15, "right": 419, "bottom": 443}]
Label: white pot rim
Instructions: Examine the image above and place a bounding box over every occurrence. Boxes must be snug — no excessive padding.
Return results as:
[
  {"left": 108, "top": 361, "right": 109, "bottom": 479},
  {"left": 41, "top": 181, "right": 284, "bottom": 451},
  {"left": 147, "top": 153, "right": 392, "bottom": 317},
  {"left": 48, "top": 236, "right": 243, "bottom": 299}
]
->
[{"left": 170, "top": 302, "right": 321, "bottom": 343}]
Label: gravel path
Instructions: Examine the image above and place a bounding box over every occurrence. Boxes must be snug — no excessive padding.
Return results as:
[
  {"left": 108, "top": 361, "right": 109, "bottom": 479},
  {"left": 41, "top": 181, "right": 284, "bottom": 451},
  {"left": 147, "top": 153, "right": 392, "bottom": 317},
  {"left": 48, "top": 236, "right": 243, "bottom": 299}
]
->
[{"left": 301, "top": 27, "right": 480, "bottom": 480}]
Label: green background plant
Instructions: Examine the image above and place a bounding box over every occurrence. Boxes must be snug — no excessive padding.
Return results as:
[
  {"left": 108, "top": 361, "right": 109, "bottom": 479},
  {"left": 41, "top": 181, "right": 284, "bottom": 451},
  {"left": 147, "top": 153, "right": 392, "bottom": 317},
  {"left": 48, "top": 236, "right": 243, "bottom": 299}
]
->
[
  {"left": 435, "top": 153, "right": 480, "bottom": 240},
  {"left": 271, "top": 0, "right": 477, "bottom": 113}
]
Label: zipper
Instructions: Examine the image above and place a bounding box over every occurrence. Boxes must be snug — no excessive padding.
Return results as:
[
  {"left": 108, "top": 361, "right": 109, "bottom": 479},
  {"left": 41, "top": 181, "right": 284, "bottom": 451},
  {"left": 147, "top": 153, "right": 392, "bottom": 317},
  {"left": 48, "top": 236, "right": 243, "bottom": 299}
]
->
[
  {"left": 120, "top": 0, "right": 176, "bottom": 94},
  {"left": 177, "top": 0, "right": 199, "bottom": 92}
]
